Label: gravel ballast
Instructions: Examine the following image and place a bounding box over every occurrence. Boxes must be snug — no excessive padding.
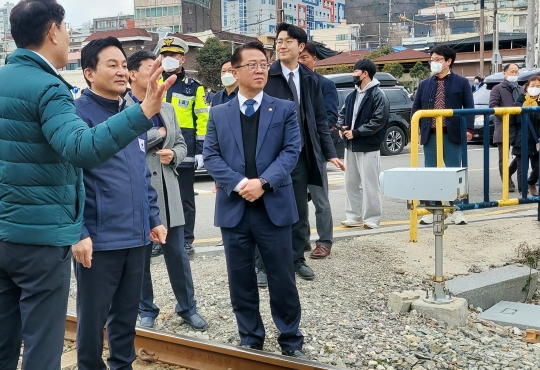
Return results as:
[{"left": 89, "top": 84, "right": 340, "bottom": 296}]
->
[{"left": 66, "top": 217, "right": 540, "bottom": 369}]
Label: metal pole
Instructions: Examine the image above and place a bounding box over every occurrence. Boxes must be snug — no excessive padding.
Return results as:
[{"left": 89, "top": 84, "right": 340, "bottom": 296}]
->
[
  {"left": 479, "top": 0, "right": 485, "bottom": 77},
  {"left": 526, "top": 0, "right": 536, "bottom": 67},
  {"left": 483, "top": 114, "right": 491, "bottom": 202},
  {"left": 537, "top": 0, "right": 540, "bottom": 67},
  {"left": 492, "top": 0, "right": 500, "bottom": 73},
  {"left": 276, "top": 0, "right": 283, "bottom": 24}
]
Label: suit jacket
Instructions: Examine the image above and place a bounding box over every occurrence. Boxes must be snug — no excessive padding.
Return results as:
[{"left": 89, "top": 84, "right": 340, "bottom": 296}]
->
[
  {"left": 203, "top": 93, "right": 301, "bottom": 228},
  {"left": 412, "top": 72, "right": 474, "bottom": 145},
  {"left": 315, "top": 72, "right": 339, "bottom": 128},
  {"left": 264, "top": 62, "right": 337, "bottom": 187},
  {"left": 125, "top": 94, "right": 188, "bottom": 229}
]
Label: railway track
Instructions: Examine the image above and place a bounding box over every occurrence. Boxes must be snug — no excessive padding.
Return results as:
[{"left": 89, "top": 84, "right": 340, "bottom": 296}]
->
[{"left": 65, "top": 313, "right": 346, "bottom": 370}]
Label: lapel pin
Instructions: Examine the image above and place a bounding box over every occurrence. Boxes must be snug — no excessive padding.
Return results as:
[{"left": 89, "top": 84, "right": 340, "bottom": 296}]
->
[{"left": 269, "top": 108, "right": 273, "bottom": 111}]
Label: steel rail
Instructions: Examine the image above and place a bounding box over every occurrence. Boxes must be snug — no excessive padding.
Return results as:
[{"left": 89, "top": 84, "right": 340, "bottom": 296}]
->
[{"left": 66, "top": 313, "right": 346, "bottom": 370}]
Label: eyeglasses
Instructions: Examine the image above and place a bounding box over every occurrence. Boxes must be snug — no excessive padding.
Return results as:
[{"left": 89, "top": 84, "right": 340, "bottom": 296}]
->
[
  {"left": 276, "top": 39, "right": 296, "bottom": 46},
  {"left": 430, "top": 57, "right": 445, "bottom": 63},
  {"left": 235, "top": 63, "right": 270, "bottom": 71}
]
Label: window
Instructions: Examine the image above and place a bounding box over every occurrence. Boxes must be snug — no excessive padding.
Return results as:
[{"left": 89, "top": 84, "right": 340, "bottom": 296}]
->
[
  {"left": 499, "top": 1, "right": 506, "bottom": 7},
  {"left": 336, "top": 34, "right": 348, "bottom": 40},
  {"left": 261, "top": 0, "right": 265, "bottom": 4},
  {"left": 188, "top": 8, "right": 192, "bottom": 14},
  {"left": 462, "top": 4, "right": 468, "bottom": 10},
  {"left": 156, "top": 7, "right": 162, "bottom": 16},
  {"left": 174, "top": 6, "right": 180, "bottom": 15},
  {"left": 270, "top": 13, "right": 275, "bottom": 19},
  {"left": 146, "top": 8, "right": 151, "bottom": 17},
  {"left": 517, "top": 0, "right": 525, "bottom": 5},
  {"left": 150, "top": 7, "right": 156, "bottom": 17}
]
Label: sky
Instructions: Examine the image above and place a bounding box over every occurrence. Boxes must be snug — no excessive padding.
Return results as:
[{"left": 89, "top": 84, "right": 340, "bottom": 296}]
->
[{"left": 58, "top": 0, "right": 134, "bottom": 28}]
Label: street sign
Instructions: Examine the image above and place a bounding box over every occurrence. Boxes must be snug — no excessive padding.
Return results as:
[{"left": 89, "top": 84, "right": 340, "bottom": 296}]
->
[{"left": 492, "top": 52, "right": 502, "bottom": 65}]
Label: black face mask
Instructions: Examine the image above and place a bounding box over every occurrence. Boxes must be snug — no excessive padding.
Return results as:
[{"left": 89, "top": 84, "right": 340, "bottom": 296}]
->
[{"left": 353, "top": 75, "right": 362, "bottom": 86}]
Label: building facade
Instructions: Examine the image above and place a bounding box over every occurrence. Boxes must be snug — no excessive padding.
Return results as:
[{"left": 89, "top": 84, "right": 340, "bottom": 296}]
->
[
  {"left": 222, "top": 0, "right": 346, "bottom": 36},
  {"left": 134, "top": 0, "right": 221, "bottom": 33},
  {"left": 402, "top": 0, "right": 529, "bottom": 48},
  {"left": 310, "top": 21, "right": 360, "bottom": 51},
  {"left": 93, "top": 14, "right": 134, "bottom": 32},
  {"left": 0, "top": 2, "right": 14, "bottom": 36}
]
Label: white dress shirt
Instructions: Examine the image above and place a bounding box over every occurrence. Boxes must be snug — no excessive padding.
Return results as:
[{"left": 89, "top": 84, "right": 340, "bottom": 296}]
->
[
  {"left": 29, "top": 50, "right": 59, "bottom": 75},
  {"left": 233, "top": 90, "right": 265, "bottom": 192},
  {"left": 238, "top": 90, "right": 264, "bottom": 114},
  {"left": 281, "top": 62, "right": 300, "bottom": 103}
]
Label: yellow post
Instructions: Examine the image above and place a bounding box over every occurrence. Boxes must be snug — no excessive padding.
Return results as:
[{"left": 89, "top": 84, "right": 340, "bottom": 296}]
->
[
  {"left": 410, "top": 115, "right": 420, "bottom": 242},
  {"left": 501, "top": 113, "right": 509, "bottom": 200},
  {"left": 436, "top": 116, "right": 444, "bottom": 168}
]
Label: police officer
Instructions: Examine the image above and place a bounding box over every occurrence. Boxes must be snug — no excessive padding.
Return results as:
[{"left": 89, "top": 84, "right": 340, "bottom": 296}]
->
[{"left": 157, "top": 36, "right": 209, "bottom": 255}]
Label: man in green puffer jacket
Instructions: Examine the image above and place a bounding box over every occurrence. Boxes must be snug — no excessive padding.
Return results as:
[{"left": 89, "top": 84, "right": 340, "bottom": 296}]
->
[{"left": 0, "top": 1, "right": 177, "bottom": 369}]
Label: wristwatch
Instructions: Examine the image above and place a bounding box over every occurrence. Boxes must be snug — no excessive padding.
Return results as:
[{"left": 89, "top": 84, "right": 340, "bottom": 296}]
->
[{"left": 259, "top": 177, "right": 271, "bottom": 191}]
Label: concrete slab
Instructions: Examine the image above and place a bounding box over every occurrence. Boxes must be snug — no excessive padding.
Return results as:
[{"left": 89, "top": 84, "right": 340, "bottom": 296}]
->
[
  {"left": 478, "top": 301, "right": 540, "bottom": 330},
  {"left": 387, "top": 290, "right": 426, "bottom": 314},
  {"left": 446, "top": 265, "right": 537, "bottom": 310},
  {"left": 411, "top": 297, "right": 468, "bottom": 328}
]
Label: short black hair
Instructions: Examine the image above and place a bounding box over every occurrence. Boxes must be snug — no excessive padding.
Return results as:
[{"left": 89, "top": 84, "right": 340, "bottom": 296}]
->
[
  {"left": 429, "top": 45, "right": 456, "bottom": 68},
  {"left": 474, "top": 76, "right": 482, "bottom": 81},
  {"left": 127, "top": 50, "right": 156, "bottom": 72},
  {"left": 81, "top": 37, "right": 127, "bottom": 87},
  {"left": 220, "top": 58, "right": 232, "bottom": 70},
  {"left": 303, "top": 41, "right": 317, "bottom": 57},
  {"left": 354, "top": 59, "right": 377, "bottom": 79},
  {"left": 230, "top": 41, "right": 267, "bottom": 68},
  {"left": 10, "top": 0, "right": 65, "bottom": 49},
  {"left": 503, "top": 63, "right": 519, "bottom": 72},
  {"left": 276, "top": 22, "right": 307, "bottom": 45}
]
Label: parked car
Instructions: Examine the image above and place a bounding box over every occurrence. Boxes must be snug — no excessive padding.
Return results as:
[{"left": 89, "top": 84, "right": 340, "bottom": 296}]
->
[
  {"left": 472, "top": 68, "right": 540, "bottom": 144},
  {"left": 325, "top": 72, "right": 412, "bottom": 156}
]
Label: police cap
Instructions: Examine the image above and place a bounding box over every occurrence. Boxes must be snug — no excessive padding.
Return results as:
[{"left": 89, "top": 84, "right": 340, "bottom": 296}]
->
[{"left": 157, "top": 36, "right": 189, "bottom": 55}]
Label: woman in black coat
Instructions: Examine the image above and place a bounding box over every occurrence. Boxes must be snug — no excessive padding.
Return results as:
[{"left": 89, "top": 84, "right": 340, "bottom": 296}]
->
[{"left": 510, "top": 75, "right": 540, "bottom": 196}]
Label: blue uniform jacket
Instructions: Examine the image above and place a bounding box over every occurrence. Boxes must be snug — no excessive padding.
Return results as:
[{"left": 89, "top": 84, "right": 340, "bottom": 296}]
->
[
  {"left": 211, "top": 87, "right": 238, "bottom": 107},
  {"left": 75, "top": 89, "right": 161, "bottom": 251},
  {"left": 315, "top": 72, "right": 338, "bottom": 128},
  {"left": 412, "top": 72, "right": 474, "bottom": 145}
]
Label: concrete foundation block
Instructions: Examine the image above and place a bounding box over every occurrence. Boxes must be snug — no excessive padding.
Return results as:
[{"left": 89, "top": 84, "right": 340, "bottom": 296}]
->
[
  {"left": 445, "top": 265, "right": 537, "bottom": 310},
  {"left": 411, "top": 297, "right": 468, "bottom": 328},
  {"left": 387, "top": 290, "right": 425, "bottom": 314},
  {"left": 479, "top": 301, "right": 540, "bottom": 330}
]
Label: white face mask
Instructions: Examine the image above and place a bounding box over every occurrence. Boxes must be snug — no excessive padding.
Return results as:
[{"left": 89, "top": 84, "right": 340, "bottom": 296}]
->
[
  {"left": 162, "top": 56, "right": 180, "bottom": 73},
  {"left": 430, "top": 61, "right": 443, "bottom": 75},
  {"left": 528, "top": 87, "right": 540, "bottom": 97},
  {"left": 506, "top": 75, "right": 518, "bottom": 83},
  {"left": 221, "top": 72, "right": 236, "bottom": 87}
]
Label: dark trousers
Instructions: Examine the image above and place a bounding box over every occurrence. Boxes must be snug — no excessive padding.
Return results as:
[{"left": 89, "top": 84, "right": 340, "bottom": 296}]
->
[
  {"left": 177, "top": 167, "right": 196, "bottom": 244},
  {"left": 291, "top": 149, "right": 310, "bottom": 263},
  {"left": 221, "top": 207, "right": 303, "bottom": 351},
  {"left": 139, "top": 226, "right": 197, "bottom": 319},
  {"left": 497, "top": 143, "right": 518, "bottom": 180},
  {"left": 0, "top": 241, "right": 71, "bottom": 370},
  {"left": 516, "top": 152, "right": 540, "bottom": 192},
  {"left": 74, "top": 246, "right": 145, "bottom": 370}
]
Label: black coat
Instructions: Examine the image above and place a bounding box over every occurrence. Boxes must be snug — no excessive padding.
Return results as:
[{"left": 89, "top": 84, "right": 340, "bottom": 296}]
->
[
  {"left": 510, "top": 94, "right": 540, "bottom": 156},
  {"left": 489, "top": 80, "right": 519, "bottom": 144},
  {"left": 264, "top": 62, "right": 337, "bottom": 187},
  {"left": 338, "top": 84, "right": 390, "bottom": 152}
]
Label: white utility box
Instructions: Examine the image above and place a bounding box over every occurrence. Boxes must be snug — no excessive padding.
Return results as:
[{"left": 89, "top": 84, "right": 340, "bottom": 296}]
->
[{"left": 380, "top": 167, "right": 468, "bottom": 202}]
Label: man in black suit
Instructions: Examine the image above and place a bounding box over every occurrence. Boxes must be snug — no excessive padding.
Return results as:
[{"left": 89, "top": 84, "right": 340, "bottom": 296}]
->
[
  {"left": 264, "top": 23, "right": 345, "bottom": 280},
  {"left": 298, "top": 41, "right": 338, "bottom": 260}
]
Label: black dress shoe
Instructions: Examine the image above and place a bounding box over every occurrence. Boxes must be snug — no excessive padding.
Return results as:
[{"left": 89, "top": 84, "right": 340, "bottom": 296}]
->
[
  {"left": 240, "top": 344, "right": 263, "bottom": 350},
  {"left": 256, "top": 268, "right": 268, "bottom": 288},
  {"left": 181, "top": 313, "right": 208, "bottom": 331},
  {"left": 282, "top": 349, "right": 307, "bottom": 359},
  {"left": 151, "top": 243, "right": 162, "bottom": 258},
  {"left": 295, "top": 260, "right": 315, "bottom": 280},
  {"left": 184, "top": 243, "right": 195, "bottom": 255}
]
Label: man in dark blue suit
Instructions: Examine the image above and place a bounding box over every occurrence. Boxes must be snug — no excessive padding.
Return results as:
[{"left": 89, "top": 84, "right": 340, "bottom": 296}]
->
[
  {"left": 412, "top": 45, "right": 474, "bottom": 225},
  {"left": 203, "top": 41, "right": 306, "bottom": 359}
]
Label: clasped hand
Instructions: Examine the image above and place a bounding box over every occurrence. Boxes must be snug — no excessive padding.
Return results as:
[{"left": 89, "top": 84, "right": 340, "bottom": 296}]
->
[{"left": 239, "top": 179, "right": 264, "bottom": 202}]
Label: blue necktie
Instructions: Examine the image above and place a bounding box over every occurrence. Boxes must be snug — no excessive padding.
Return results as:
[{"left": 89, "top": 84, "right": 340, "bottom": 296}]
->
[{"left": 244, "top": 99, "right": 256, "bottom": 117}]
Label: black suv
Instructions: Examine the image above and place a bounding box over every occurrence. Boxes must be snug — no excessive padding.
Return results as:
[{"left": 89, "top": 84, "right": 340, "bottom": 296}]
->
[
  {"left": 324, "top": 72, "right": 412, "bottom": 157},
  {"left": 472, "top": 68, "right": 540, "bottom": 144}
]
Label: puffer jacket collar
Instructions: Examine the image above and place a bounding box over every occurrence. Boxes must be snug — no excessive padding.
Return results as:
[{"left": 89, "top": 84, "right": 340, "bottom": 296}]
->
[{"left": 7, "top": 48, "right": 73, "bottom": 90}]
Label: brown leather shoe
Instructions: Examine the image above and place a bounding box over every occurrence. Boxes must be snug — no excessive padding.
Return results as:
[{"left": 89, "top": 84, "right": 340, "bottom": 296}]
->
[{"left": 309, "top": 244, "right": 330, "bottom": 259}]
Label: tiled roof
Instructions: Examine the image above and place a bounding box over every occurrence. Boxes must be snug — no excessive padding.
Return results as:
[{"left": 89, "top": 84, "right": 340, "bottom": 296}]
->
[
  {"left": 84, "top": 28, "right": 152, "bottom": 42},
  {"left": 211, "top": 29, "right": 260, "bottom": 44},
  {"left": 168, "top": 33, "right": 204, "bottom": 45},
  {"left": 315, "top": 50, "right": 370, "bottom": 67},
  {"left": 372, "top": 49, "right": 430, "bottom": 63}
]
